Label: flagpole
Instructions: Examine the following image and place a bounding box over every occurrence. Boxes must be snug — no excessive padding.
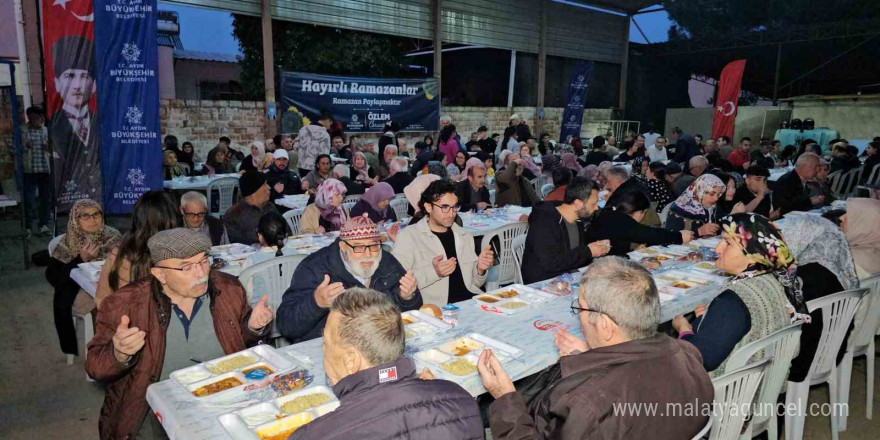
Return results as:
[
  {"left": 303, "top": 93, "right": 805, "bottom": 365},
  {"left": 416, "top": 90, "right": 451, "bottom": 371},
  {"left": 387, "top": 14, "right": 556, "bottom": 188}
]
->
[{"left": 14, "top": 0, "right": 32, "bottom": 108}]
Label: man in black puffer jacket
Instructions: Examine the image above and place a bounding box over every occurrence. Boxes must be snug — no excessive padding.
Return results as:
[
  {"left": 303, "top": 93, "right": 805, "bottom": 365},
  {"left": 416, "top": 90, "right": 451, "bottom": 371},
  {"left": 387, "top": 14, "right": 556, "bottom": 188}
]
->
[{"left": 292, "top": 288, "right": 484, "bottom": 440}]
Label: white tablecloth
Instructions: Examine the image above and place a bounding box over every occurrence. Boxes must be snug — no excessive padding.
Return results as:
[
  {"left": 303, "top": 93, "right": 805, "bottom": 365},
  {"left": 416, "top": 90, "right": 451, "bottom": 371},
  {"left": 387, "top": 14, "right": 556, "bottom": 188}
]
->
[
  {"left": 274, "top": 194, "right": 310, "bottom": 211},
  {"left": 768, "top": 167, "right": 791, "bottom": 182},
  {"left": 458, "top": 206, "right": 532, "bottom": 236},
  {"left": 145, "top": 255, "right": 728, "bottom": 440},
  {"left": 164, "top": 174, "right": 241, "bottom": 191},
  {"left": 71, "top": 267, "right": 100, "bottom": 298}
]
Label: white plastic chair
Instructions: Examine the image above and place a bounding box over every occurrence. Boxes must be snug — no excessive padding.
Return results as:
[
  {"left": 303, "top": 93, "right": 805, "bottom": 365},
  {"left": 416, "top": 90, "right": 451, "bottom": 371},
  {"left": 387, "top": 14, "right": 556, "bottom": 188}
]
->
[
  {"left": 855, "top": 164, "right": 880, "bottom": 197},
  {"left": 71, "top": 310, "right": 94, "bottom": 381},
  {"left": 837, "top": 273, "right": 880, "bottom": 430},
  {"left": 709, "top": 360, "right": 768, "bottom": 440},
  {"left": 784, "top": 288, "right": 867, "bottom": 440},
  {"left": 510, "top": 235, "right": 527, "bottom": 285},
  {"left": 206, "top": 176, "right": 239, "bottom": 219},
  {"left": 659, "top": 203, "right": 673, "bottom": 225},
  {"left": 48, "top": 235, "right": 63, "bottom": 255},
  {"left": 282, "top": 208, "right": 304, "bottom": 235},
  {"left": 238, "top": 254, "right": 307, "bottom": 344},
  {"left": 724, "top": 323, "right": 803, "bottom": 440},
  {"left": 342, "top": 201, "right": 357, "bottom": 212},
  {"left": 343, "top": 194, "right": 362, "bottom": 204},
  {"left": 480, "top": 222, "right": 529, "bottom": 290},
  {"left": 692, "top": 419, "right": 712, "bottom": 440},
  {"left": 829, "top": 168, "right": 860, "bottom": 199},
  {"left": 530, "top": 175, "right": 549, "bottom": 198},
  {"left": 389, "top": 196, "right": 410, "bottom": 222},
  {"left": 540, "top": 183, "right": 555, "bottom": 199}
]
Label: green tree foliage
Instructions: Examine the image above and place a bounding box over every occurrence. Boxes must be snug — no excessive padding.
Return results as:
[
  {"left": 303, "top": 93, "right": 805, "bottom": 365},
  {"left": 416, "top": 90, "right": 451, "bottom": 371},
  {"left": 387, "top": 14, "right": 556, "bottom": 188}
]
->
[
  {"left": 662, "top": 0, "right": 880, "bottom": 39},
  {"left": 232, "top": 14, "right": 410, "bottom": 99}
]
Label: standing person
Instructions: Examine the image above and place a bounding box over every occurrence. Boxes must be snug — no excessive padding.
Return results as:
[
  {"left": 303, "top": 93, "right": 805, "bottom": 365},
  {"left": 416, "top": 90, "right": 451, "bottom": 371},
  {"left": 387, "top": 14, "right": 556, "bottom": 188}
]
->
[
  {"left": 521, "top": 177, "right": 609, "bottom": 283},
  {"left": 223, "top": 172, "right": 280, "bottom": 244},
  {"left": 264, "top": 149, "right": 305, "bottom": 202},
  {"left": 291, "top": 288, "right": 483, "bottom": 440},
  {"left": 438, "top": 124, "right": 459, "bottom": 166},
  {"left": 647, "top": 136, "right": 669, "bottom": 162},
  {"left": 47, "top": 199, "right": 121, "bottom": 356},
  {"left": 495, "top": 126, "right": 520, "bottom": 157},
  {"left": 476, "top": 126, "right": 496, "bottom": 154},
  {"left": 664, "top": 174, "right": 726, "bottom": 237},
  {"left": 672, "top": 214, "right": 804, "bottom": 376},
  {"left": 670, "top": 127, "right": 699, "bottom": 164},
  {"left": 86, "top": 228, "right": 273, "bottom": 440},
  {"left": 300, "top": 179, "right": 350, "bottom": 234},
  {"left": 775, "top": 153, "right": 825, "bottom": 215},
  {"left": 410, "top": 141, "right": 434, "bottom": 176},
  {"left": 96, "top": 191, "right": 181, "bottom": 308},
  {"left": 239, "top": 141, "right": 267, "bottom": 172},
  {"left": 642, "top": 126, "right": 660, "bottom": 149},
  {"left": 49, "top": 36, "right": 102, "bottom": 206},
  {"left": 479, "top": 257, "right": 713, "bottom": 440},
  {"left": 511, "top": 113, "right": 532, "bottom": 142},
  {"left": 393, "top": 179, "right": 493, "bottom": 305},
  {"left": 718, "top": 136, "right": 733, "bottom": 159},
  {"left": 456, "top": 158, "right": 491, "bottom": 212},
  {"left": 22, "top": 106, "right": 53, "bottom": 235},
  {"left": 295, "top": 112, "right": 332, "bottom": 177},
  {"left": 277, "top": 216, "right": 422, "bottom": 342},
  {"left": 350, "top": 182, "right": 397, "bottom": 224}
]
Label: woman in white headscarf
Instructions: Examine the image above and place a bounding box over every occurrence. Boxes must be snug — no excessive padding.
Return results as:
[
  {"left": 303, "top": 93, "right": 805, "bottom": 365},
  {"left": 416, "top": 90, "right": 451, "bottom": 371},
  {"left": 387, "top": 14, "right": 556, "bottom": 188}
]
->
[{"left": 240, "top": 141, "right": 267, "bottom": 172}]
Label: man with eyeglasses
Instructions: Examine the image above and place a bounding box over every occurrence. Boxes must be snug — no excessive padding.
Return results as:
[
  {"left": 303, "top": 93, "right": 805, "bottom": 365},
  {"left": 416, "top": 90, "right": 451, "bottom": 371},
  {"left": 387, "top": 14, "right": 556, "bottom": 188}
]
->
[
  {"left": 277, "top": 215, "right": 422, "bottom": 343},
  {"left": 180, "top": 191, "right": 229, "bottom": 246},
  {"left": 477, "top": 256, "right": 713, "bottom": 439},
  {"left": 86, "top": 228, "right": 273, "bottom": 439},
  {"left": 393, "top": 179, "right": 494, "bottom": 306}
]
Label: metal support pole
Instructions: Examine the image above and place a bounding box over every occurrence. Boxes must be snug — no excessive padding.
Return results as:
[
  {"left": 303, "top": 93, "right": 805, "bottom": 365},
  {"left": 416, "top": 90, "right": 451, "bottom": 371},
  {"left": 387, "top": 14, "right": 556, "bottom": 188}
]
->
[
  {"left": 618, "top": 15, "right": 631, "bottom": 113},
  {"left": 507, "top": 50, "right": 516, "bottom": 108},
  {"left": 13, "top": 0, "right": 32, "bottom": 108},
  {"left": 261, "top": 0, "right": 277, "bottom": 137},
  {"left": 433, "top": 0, "right": 442, "bottom": 110},
  {"left": 536, "top": 0, "right": 547, "bottom": 135},
  {"left": 773, "top": 43, "right": 782, "bottom": 102}
]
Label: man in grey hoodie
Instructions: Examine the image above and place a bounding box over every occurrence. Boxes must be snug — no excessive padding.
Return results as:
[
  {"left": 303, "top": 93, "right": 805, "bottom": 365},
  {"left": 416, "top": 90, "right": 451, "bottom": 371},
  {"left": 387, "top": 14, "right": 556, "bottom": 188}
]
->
[{"left": 295, "top": 112, "right": 332, "bottom": 177}]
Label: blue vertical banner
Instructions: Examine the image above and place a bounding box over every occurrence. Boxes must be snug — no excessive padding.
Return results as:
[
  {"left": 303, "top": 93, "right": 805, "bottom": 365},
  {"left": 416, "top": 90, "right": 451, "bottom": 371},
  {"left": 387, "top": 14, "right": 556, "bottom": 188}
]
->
[
  {"left": 94, "top": 0, "right": 162, "bottom": 214},
  {"left": 559, "top": 62, "right": 594, "bottom": 143}
]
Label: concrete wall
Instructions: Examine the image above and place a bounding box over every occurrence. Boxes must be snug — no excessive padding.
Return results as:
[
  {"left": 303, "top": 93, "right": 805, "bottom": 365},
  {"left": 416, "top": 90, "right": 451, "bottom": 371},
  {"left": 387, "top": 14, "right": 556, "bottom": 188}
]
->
[
  {"left": 788, "top": 96, "right": 880, "bottom": 140},
  {"left": 665, "top": 106, "right": 791, "bottom": 143},
  {"left": 160, "top": 99, "right": 266, "bottom": 162}
]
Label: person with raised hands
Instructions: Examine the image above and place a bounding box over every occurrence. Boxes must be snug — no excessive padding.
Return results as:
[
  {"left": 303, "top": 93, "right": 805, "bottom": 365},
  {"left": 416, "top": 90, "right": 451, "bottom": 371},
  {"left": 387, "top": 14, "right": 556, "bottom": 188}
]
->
[
  {"left": 85, "top": 228, "right": 271, "bottom": 439},
  {"left": 277, "top": 214, "right": 422, "bottom": 342}
]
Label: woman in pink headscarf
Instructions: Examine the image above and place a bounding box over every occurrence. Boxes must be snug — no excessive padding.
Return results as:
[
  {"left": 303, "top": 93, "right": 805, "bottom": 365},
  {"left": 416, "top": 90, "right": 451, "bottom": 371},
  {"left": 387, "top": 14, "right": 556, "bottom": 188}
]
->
[
  {"left": 350, "top": 182, "right": 397, "bottom": 224},
  {"left": 300, "top": 178, "right": 349, "bottom": 234},
  {"left": 561, "top": 152, "right": 583, "bottom": 173}
]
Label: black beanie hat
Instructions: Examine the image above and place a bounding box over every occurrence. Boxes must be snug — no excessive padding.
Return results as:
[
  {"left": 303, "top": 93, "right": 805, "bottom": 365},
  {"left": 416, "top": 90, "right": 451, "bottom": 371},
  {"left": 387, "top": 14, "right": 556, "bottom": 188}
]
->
[{"left": 239, "top": 171, "right": 267, "bottom": 198}]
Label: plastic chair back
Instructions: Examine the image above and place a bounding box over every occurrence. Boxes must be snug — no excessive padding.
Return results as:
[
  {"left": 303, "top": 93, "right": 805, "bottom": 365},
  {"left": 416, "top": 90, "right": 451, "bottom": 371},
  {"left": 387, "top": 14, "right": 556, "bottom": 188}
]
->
[
  {"left": 390, "top": 196, "right": 410, "bottom": 221},
  {"left": 206, "top": 176, "right": 239, "bottom": 218},
  {"left": 238, "top": 254, "right": 307, "bottom": 339},
  {"left": 540, "top": 183, "right": 555, "bottom": 199},
  {"left": 804, "top": 288, "right": 867, "bottom": 382},
  {"left": 282, "top": 208, "right": 304, "bottom": 235},
  {"left": 709, "top": 360, "right": 768, "bottom": 440},
  {"left": 511, "top": 235, "right": 527, "bottom": 285},
  {"left": 480, "top": 222, "right": 529, "bottom": 287}
]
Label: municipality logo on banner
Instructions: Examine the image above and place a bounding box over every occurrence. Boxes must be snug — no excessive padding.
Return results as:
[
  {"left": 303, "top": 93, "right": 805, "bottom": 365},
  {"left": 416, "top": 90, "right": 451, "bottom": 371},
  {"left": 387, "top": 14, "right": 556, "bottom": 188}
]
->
[
  {"left": 122, "top": 42, "right": 141, "bottom": 63},
  {"left": 125, "top": 106, "right": 143, "bottom": 125}
]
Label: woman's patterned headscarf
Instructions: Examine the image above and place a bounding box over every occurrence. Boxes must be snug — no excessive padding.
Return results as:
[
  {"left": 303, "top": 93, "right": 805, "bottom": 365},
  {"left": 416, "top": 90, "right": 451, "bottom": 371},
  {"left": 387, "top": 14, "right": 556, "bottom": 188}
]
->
[
  {"left": 52, "top": 199, "right": 121, "bottom": 264},
  {"left": 672, "top": 174, "right": 726, "bottom": 217},
  {"left": 721, "top": 213, "right": 808, "bottom": 322}
]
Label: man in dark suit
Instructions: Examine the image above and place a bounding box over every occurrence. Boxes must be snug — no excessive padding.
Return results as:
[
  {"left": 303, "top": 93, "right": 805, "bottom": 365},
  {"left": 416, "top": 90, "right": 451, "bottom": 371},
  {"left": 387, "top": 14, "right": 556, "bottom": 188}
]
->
[
  {"left": 775, "top": 152, "right": 824, "bottom": 215},
  {"left": 456, "top": 161, "right": 491, "bottom": 212},
  {"left": 49, "top": 35, "right": 102, "bottom": 209},
  {"left": 384, "top": 157, "right": 415, "bottom": 194}
]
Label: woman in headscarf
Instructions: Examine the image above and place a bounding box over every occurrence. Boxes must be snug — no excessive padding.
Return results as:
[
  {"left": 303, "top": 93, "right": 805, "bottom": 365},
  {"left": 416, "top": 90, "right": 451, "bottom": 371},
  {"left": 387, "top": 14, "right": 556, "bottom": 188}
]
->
[
  {"left": 519, "top": 144, "right": 541, "bottom": 176},
  {"left": 540, "top": 154, "right": 559, "bottom": 178},
  {"left": 561, "top": 152, "right": 582, "bottom": 173},
  {"left": 46, "top": 199, "right": 121, "bottom": 356},
  {"left": 404, "top": 174, "right": 441, "bottom": 219},
  {"left": 446, "top": 150, "right": 468, "bottom": 181},
  {"left": 300, "top": 178, "right": 349, "bottom": 234},
  {"left": 664, "top": 174, "right": 726, "bottom": 237},
  {"left": 672, "top": 213, "right": 804, "bottom": 376},
  {"left": 578, "top": 164, "right": 600, "bottom": 185},
  {"left": 203, "top": 144, "right": 236, "bottom": 175},
  {"left": 350, "top": 182, "right": 397, "bottom": 224},
  {"left": 179, "top": 141, "right": 196, "bottom": 170},
  {"left": 841, "top": 198, "right": 880, "bottom": 278},
  {"left": 350, "top": 151, "right": 377, "bottom": 188},
  {"left": 240, "top": 141, "right": 267, "bottom": 172},
  {"left": 784, "top": 215, "right": 859, "bottom": 382},
  {"left": 163, "top": 149, "right": 188, "bottom": 180}
]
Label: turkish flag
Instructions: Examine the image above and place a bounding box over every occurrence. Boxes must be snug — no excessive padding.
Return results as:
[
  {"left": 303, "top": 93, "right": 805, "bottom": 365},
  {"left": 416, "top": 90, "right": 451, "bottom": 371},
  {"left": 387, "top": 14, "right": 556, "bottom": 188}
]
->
[{"left": 711, "top": 60, "right": 746, "bottom": 140}]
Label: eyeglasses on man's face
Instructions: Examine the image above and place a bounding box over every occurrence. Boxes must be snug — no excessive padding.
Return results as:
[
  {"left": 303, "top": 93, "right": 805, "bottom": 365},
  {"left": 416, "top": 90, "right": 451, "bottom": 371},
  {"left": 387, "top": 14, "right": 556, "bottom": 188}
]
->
[
  {"left": 155, "top": 258, "right": 210, "bottom": 273},
  {"left": 431, "top": 203, "right": 460, "bottom": 213},
  {"left": 570, "top": 299, "right": 618, "bottom": 325},
  {"left": 342, "top": 240, "right": 381, "bottom": 254},
  {"left": 183, "top": 211, "right": 208, "bottom": 220}
]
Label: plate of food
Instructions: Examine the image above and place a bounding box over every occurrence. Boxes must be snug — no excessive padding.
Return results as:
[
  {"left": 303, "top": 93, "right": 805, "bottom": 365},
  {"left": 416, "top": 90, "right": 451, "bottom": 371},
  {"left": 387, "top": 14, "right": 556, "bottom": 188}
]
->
[
  {"left": 218, "top": 384, "right": 340, "bottom": 440},
  {"left": 401, "top": 310, "right": 453, "bottom": 343},
  {"left": 171, "top": 345, "right": 295, "bottom": 401},
  {"left": 414, "top": 333, "right": 523, "bottom": 380}
]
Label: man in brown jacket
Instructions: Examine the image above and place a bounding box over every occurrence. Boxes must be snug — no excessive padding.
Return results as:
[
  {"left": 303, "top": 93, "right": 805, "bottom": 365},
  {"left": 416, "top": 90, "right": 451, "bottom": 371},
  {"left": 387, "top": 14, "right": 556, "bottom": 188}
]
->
[
  {"left": 478, "top": 256, "right": 713, "bottom": 439},
  {"left": 495, "top": 153, "right": 539, "bottom": 208},
  {"left": 85, "top": 228, "right": 273, "bottom": 439}
]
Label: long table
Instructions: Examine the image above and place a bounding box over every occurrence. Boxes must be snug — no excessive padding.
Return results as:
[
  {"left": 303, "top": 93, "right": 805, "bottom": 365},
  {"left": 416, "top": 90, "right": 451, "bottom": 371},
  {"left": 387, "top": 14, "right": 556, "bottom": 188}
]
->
[
  {"left": 144, "top": 253, "right": 728, "bottom": 440},
  {"left": 164, "top": 173, "right": 241, "bottom": 191}
]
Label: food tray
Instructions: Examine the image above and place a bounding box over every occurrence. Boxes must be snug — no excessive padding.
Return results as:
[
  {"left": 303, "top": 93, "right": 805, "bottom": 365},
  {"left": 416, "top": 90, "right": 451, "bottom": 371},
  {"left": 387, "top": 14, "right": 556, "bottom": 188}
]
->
[
  {"left": 171, "top": 345, "right": 295, "bottom": 401},
  {"left": 532, "top": 277, "right": 576, "bottom": 296},
  {"left": 656, "top": 270, "right": 715, "bottom": 286},
  {"left": 413, "top": 333, "right": 523, "bottom": 380},
  {"left": 402, "top": 310, "right": 453, "bottom": 343},
  {"left": 218, "top": 391, "right": 340, "bottom": 440},
  {"left": 473, "top": 285, "right": 556, "bottom": 314}
]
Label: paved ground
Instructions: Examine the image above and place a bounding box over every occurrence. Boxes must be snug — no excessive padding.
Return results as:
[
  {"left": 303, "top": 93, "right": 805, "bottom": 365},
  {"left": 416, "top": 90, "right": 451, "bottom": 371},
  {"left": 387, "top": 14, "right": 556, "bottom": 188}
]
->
[{"left": 0, "top": 214, "right": 876, "bottom": 439}]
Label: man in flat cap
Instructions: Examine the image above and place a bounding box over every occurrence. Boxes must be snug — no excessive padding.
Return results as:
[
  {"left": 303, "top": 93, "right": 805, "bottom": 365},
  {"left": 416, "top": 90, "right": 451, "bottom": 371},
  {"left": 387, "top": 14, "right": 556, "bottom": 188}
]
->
[
  {"left": 277, "top": 214, "right": 421, "bottom": 343},
  {"left": 86, "top": 228, "right": 273, "bottom": 439},
  {"left": 49, "top": 35, "right": 102, "bottom": 207},
  {"left": 224, "top": 171, "right": 282, "bottom": 244}
]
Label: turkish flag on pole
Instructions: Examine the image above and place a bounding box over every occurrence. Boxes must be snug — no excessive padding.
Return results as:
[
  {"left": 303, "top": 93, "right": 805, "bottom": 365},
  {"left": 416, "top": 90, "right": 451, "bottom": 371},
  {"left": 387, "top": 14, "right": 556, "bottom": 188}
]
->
[{"left": 711, "top": 60, "right": 746, "bottom": 140}]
